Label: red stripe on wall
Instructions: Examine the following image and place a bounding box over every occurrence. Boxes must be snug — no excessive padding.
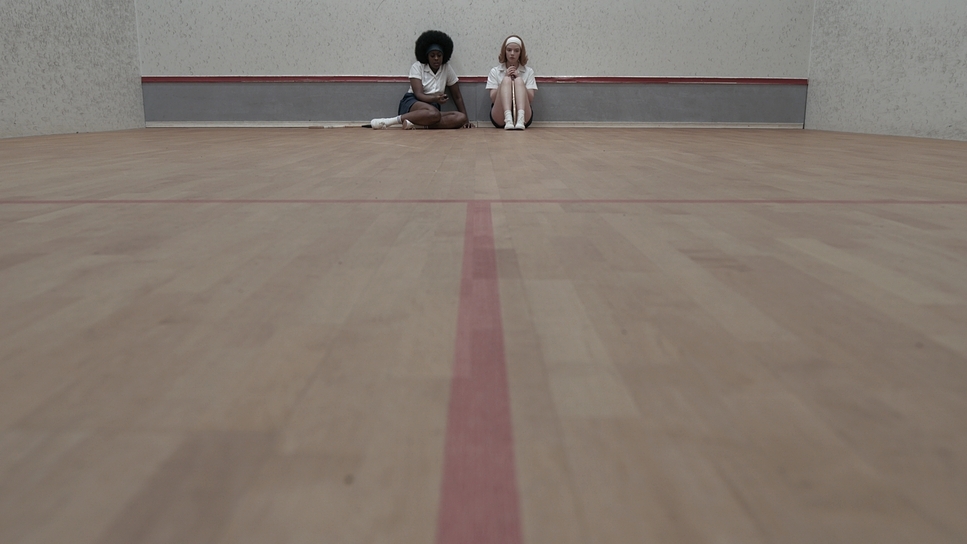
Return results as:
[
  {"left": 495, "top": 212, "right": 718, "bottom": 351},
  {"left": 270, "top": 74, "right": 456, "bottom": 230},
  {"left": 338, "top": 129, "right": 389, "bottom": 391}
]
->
[
  {"left": 4, "top": 199, "right": 965, "bottom": 206},
  {"left": 141, "top": 75, "right": 807, "bottom": 85},
  {"left": 437, "top": 201, "right": 522, "bottom": 544}
]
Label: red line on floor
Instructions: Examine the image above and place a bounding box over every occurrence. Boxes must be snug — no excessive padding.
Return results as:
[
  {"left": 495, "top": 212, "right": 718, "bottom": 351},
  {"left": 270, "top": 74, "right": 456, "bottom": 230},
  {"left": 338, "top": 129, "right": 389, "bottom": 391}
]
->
[
  {"left": 2, "top": 199, "right": 966, "bottom": 205},
  {"left": 437, "top": 202, "right": 522, "bottom": 544},
  {"left": 141, "top": 75, "right": 807, "bottom": 85}
]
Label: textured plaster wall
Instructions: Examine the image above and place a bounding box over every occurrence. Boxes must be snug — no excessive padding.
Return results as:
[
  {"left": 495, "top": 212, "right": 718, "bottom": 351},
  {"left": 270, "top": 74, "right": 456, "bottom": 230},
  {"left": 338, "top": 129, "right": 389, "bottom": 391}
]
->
[
  {"left": 7, "top": 0, "right": 961, "bottom": 140},
  {"left": 1, "top": 0, "right": 144, "bottom": 139},
  {"left": 807, "top": 1, "right": 967, "bottom": 141},
  {"left": 135, "top": 0, "right": 815, "bottom": 78}
]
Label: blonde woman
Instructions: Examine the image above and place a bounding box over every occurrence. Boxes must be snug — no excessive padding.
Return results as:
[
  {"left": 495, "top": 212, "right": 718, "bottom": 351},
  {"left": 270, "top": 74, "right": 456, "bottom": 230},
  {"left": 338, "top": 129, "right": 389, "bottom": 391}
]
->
[{"left": 486, "top": 35, "right": 537, "bottom": 130}]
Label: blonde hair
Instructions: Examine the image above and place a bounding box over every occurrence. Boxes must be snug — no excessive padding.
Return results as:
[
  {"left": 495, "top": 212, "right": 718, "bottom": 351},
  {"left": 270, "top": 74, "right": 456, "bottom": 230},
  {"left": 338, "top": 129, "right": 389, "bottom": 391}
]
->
[{"left": 498, "top": 35, "right": 528, "bottom": 66}]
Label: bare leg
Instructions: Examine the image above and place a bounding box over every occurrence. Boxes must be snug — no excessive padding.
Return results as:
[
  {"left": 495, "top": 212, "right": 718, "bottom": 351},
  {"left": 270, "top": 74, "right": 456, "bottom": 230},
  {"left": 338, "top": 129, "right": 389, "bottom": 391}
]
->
[
  {"left": 400, "top": 102, "right": 467, "bottom": 129},
  {"left": 401, "top": 102, "right": 443, "bottom": 127},
  {"left": 513, "top": 77, "right": 532, "bottom": 124},
  {"left": 429, "top": 111, "right": 469, "bottom": 129},
  {"left": 491, "top": 77, "right": 515, "bottom": 128}
]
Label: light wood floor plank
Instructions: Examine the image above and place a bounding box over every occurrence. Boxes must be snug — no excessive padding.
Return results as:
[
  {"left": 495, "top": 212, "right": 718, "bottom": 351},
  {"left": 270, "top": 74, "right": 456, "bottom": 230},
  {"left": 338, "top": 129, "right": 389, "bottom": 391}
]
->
[{"left": 1, "top": 127, "right": 966, "bottom": 543}]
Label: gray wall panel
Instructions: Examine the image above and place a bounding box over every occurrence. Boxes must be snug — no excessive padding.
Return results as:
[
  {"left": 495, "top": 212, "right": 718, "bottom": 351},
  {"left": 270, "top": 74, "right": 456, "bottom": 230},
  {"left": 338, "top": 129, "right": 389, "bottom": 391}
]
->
[
  {"left": 534, "top": 84, "right": 807, "bottom": 123},
  {"left": 143, "top": 82, "right": 806, "bottom": 125},
  {"left": 144, "top": 83, "right": 409, "bottom": 122}
]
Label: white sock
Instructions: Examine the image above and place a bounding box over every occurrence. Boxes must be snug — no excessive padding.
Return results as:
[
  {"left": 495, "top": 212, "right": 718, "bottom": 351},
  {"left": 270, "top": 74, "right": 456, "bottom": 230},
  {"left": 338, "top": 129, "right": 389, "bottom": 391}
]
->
[
  {"left": 504, "top": 111, "right": 514, "bottom": 129},
  {"left": 371, "top": 116, "right": 399, "bottom": 129},
  {"left": 516, "top": 110, "right": 526, "bottom": 128}
]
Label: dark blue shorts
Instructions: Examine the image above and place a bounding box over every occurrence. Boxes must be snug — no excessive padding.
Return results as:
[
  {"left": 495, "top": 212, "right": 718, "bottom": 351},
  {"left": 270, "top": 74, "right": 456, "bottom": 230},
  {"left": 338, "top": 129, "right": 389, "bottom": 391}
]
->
[{"left": 398, "top": 93, "right": 442, "bottom": 116}]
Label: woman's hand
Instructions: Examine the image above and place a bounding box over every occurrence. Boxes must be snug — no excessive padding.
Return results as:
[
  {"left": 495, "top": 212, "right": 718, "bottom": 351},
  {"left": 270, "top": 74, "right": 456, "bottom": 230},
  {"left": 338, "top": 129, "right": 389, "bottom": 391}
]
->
[
  {"left": 506, "top": 65, "right": 518, "bottom": 79},
  {"left": 431, "top": 93, "right": 449, "bottom": 104}
]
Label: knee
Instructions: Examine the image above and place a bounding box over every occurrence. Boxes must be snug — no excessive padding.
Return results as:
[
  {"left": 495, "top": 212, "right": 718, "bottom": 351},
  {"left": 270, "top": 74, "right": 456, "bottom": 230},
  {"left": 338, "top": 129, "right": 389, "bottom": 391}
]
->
[
  {"left": 500, "top": 77, "right": 514, "bottom": 89},
  {"left": 428, "top": 110, "right": 443, "bottom": 124},
  {"left": 456, "top": 112, "right": 468, "bottom": 125}
]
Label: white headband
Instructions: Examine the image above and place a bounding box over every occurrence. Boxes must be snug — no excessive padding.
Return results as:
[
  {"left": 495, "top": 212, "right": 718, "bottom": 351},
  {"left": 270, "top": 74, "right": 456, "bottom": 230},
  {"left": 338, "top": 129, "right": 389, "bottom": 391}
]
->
[{"left": 505, "top": 37, "right": 522, "bottom": 47}]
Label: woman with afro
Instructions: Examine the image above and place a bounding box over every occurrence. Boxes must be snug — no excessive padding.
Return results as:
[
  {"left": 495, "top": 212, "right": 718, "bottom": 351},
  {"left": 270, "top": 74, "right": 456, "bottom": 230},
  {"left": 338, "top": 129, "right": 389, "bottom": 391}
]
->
[{"left": 371, "top": 30, "right": 471, "bottom": 129}]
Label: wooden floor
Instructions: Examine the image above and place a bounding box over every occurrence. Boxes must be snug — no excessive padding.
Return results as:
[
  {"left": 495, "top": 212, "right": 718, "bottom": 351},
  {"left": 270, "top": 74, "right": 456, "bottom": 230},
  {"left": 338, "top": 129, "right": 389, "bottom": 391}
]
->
[{"left": 1, "top": 127, "right": 966, "bottom": 544}]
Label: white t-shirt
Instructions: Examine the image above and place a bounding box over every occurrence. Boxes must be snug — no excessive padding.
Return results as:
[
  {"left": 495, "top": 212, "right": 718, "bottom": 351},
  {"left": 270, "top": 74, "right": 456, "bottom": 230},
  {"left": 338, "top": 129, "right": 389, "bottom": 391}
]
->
[
  {"left": 408, "top": 61, "right": 459, "bottom": 94},
  {"left": 486, "top": 64, "right": 538, "bottom": 90}
]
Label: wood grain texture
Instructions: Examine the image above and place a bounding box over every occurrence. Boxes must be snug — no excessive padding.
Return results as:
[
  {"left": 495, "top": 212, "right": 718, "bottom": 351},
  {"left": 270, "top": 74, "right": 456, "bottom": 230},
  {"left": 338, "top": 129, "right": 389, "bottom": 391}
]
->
[{"left": 1, "top": 127, "right": 966, "bottom": 543}]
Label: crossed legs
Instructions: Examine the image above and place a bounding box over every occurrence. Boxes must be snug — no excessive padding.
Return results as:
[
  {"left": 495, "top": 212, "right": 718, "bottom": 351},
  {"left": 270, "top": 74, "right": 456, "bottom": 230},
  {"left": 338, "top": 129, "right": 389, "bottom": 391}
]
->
[
  {"left": 403, "top": 103, "right": 468, "bottom": 129},
  {"left": 372, "top": 102, "right": 468, "bottom": 130}
]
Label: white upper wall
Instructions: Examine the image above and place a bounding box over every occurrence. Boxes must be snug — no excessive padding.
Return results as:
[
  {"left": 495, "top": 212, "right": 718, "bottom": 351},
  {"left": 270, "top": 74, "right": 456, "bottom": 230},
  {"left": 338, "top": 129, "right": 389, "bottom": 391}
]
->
[
  {"left": 135, "top": 0, "right": 815, "bottom": 77},
  {"left": 6, "top": 0, "right": 963, "bottom": 140},
  {"left": 1, "top": 0, "right": 144, "bottom": 138},
  {"left": 806, "top": 1, "right": 967, "bottom": 141}
]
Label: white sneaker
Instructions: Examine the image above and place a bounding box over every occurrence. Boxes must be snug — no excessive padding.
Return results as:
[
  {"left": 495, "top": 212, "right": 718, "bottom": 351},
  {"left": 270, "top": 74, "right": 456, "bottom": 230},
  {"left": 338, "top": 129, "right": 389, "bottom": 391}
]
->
[
  {"left": 402, "top": 120, "right": 416, "bottom": 130},
  {"left": 504, "top": 121, "right": 514, "bottom": 130},
  {"left": 514, "top": 119, "right": 526, "bottom": 130},
  {"left": 371, "top": 118, "right": 390, "bottom": 129}
]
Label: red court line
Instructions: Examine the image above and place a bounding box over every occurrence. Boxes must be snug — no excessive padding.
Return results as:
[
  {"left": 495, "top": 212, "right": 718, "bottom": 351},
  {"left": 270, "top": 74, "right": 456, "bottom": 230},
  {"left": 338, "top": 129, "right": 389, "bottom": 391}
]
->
[
  {"left": 437, "top": 202, "right": 522, "bottom": 544},
  {"left": 142, "top": 75, "right": 420, "bottom": 84},
  {"left": 2, "top": 198, "right": 966, "bottom": 205},
  {"left": 141, "top": 75, "right": 807, "bottom": 85}
]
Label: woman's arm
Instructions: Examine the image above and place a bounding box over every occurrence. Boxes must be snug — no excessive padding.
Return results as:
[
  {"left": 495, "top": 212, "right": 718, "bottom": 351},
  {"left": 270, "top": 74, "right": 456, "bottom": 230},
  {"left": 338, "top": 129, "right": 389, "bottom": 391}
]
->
[
  {"left": 447, "top": 83, "right": 472, "bottom": 128},
  {"left": 410, "top": 78, "right": 446, "bottom": 104},
  {"left": 486, "top": 66, "right": 503, "bottom": 103},
  {"left": 448, "top": 83, "right": 469, "bottom": 116},
  {"left": 524, "top": 68, "right": 537, "bottom": 102}
]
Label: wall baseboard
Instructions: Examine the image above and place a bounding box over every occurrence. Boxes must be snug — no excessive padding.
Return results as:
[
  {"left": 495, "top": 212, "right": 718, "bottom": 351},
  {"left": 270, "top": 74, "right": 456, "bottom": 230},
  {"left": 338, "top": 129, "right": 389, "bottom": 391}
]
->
[
  {"left": 530, "top": 122, "right": 805, "bottom": 129},
  {"left": 145, "top": 121, "right": 805, "bottom": 129}
]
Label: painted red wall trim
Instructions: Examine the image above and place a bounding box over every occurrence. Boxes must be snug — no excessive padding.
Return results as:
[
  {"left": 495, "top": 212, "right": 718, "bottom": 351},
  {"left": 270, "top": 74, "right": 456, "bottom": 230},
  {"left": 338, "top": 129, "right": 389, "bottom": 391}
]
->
[{"left": 141, "top": 75, "right": 807, "bottom": 85}]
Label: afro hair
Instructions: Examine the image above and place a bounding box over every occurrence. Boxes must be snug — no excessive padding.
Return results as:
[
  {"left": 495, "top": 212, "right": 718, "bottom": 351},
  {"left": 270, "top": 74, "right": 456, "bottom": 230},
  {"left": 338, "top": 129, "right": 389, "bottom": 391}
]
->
[{"left": 415, "top": 30, "right": 454, "bottom": 65}]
